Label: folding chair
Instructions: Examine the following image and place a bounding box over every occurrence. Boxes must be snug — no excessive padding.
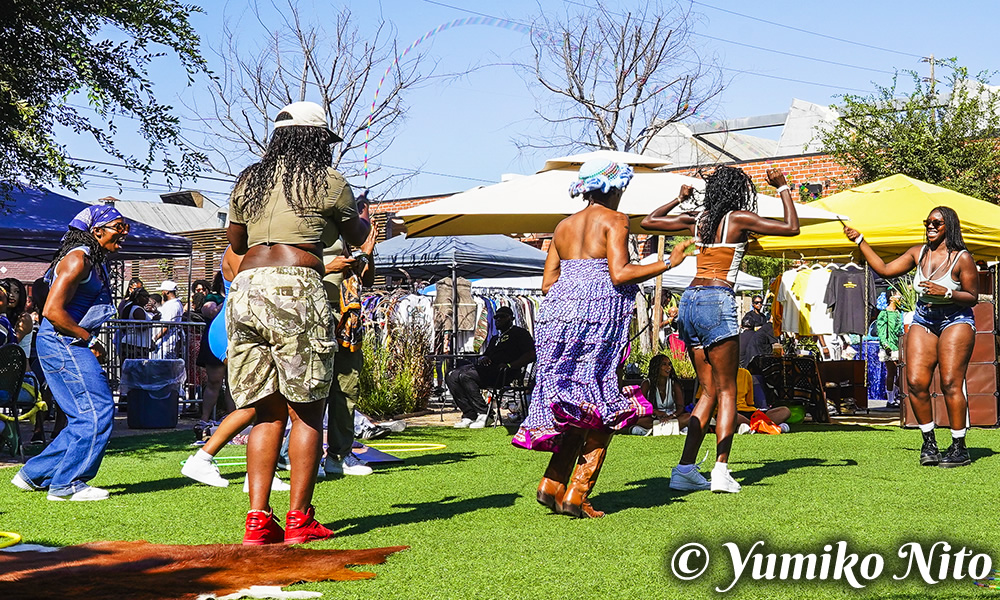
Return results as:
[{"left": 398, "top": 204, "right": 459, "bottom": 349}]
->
[
  {"left": 0, "top": 344, "right": 29, "bottom": 461},
  {"left": 488, "top": 363, "right": 534, "bottom": 428}
]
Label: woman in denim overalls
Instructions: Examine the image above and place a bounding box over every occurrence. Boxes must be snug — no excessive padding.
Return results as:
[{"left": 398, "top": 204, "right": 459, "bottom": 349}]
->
[{"left": 12, "top": 206, "right": 128, "bottom": 501}]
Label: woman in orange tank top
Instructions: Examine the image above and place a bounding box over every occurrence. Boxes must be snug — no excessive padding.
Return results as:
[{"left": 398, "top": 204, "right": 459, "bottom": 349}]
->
[{"left": 642, "top": 167, "right": 799, "bottom": 493}]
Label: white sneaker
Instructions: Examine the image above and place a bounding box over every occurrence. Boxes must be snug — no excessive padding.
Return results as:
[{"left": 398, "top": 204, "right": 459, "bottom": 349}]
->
[
  {"left": 325, "top": 454, "right": 373, "bottom": 476},
  {"left": 711, "top": 467, "right": 742, "bottom": 494},
  {"left": 47, "top": 485, "right": 109, "bottom": 502},
  {"left": 382, "top": 419, "right": 407, "bottom": 433},
  {"left": 737, "top": 423, "right": 751, "bottom": 435},
  {"left": 668, "top": 466, "right": 711, "bottom": 491},
  {"left": 243, "top": 474, "right": 290, "bottom": 493},
  {"left": 468, "top": 414, "right": 488, "bottom": 429},
  {"left": 453, "top": 417, "right": 474, "bottom": 429},
  {"left": 11, "top": 471, "right": 38, "bottom": 491},
  {"left": 182, "top": 455, "right": 229, "bottom": 487}
]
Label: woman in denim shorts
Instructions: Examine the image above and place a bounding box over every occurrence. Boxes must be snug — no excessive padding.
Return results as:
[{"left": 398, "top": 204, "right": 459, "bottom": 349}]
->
[
  {"left": 643, "top": 167, "right": 800, "bottom": 493},
  {"left": 843, "top": 207, "right": 978, "bottom": 468}
]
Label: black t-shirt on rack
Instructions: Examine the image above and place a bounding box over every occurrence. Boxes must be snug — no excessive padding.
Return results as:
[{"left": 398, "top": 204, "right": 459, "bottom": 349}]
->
[{"left": 823, "top": 266, "right": 876, "bottom": 335}]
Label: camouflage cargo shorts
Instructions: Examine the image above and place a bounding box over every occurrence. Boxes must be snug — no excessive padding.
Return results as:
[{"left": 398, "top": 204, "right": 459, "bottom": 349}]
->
[{"left": 226, "top": 266, "right": 336, "bottom": 408}]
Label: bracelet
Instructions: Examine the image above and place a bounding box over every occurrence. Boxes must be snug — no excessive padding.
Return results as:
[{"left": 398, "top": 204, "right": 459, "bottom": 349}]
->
[
  {"left": 775, "top": 185, "right": 790, "bottom": 194},
  {"left": 854, "top": 234, "right": 864, "bottom": 245},
  {"left": 944, "top": 289, "right": 954, "bottom": 299},
  {"left": 663, "top": 258, "right": 672, "bottom": 271}
]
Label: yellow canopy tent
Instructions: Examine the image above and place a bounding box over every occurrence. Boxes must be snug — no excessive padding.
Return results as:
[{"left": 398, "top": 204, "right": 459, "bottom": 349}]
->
[{"left": 749, "top": 174, "right": 1000, "bottom": 261}]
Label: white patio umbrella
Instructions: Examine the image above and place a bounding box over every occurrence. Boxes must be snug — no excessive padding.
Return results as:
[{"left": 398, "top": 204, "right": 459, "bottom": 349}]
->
[
  {"left": 396, "top": 150, "right": 847, "bottom": 237},
  {"left": 417, "top": 255, "right": 762, "bottom": 295}
]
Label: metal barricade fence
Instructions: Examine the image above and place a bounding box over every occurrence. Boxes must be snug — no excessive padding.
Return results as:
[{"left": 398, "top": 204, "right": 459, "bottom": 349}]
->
[{"left": 97, "top": 319, "right": 207, "bottom": 410}]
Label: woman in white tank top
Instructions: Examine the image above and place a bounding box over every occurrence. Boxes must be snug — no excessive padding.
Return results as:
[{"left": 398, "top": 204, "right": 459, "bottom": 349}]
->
[
  {"left": 842, "top": 206, "right": 978, "bottom": 468},
  {"left": 642, "top": 167, "right": 800, "bottom": 494}
]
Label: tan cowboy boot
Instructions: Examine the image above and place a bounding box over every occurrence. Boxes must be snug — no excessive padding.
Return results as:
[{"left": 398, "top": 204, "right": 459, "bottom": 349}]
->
[
  {"left": 536, "top": 427, "right": 585, "bottom": 513},
  {"left": 560, "top": 430, "right": 613, "bottom": 518}
]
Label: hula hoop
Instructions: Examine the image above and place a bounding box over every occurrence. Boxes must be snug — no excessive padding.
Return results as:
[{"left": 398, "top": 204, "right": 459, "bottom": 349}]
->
[
  {"left": 0, "top": 531, "right": 22, "bottom": 549},
  {"left": 0, "top": 400, "right": 47, "bottom": 424},
  {"left": 364, "top": 442, "right": 446, "bottom": 452}
]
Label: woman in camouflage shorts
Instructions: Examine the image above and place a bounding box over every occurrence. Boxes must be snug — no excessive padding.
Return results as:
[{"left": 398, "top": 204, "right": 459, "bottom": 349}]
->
[{"left": 226, "top": 101, "right": 371, "bottom": 546}]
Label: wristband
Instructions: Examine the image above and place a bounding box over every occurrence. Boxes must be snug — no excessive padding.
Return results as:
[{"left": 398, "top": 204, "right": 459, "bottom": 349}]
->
[
  {"left": 86, "top": 336, "right": 99, "bottom": 349},
  {"left": 854, "top": 234, "right": 864, "bottom": 245},
  {"left": 663, "top": 258, "right": 672, "bottom": 271},
  {"left": 944, "top": 289, "right": 954, "bottom": 299},
  {"left": 775, "top": 185, "right": 790, "bottom": 195}
]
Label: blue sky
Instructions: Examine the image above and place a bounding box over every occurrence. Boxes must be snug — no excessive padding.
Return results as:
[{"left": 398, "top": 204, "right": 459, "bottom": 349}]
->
[{"left": 55, "top": 0, "right": 1000, "bottom": 209}]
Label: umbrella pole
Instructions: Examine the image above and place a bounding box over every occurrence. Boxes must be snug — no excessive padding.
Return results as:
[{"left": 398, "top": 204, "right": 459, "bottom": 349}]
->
[
  {"left": 652, "top": 236, "right": 666, "bottom": 353},
  {"left": 451, "top": 263, "right": 459, "bottom": 356}
]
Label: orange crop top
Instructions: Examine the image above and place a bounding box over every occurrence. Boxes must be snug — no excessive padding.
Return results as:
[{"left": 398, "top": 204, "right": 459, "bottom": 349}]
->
[{"left": 695, "top": 212, "right": 746, "bottom": 286}]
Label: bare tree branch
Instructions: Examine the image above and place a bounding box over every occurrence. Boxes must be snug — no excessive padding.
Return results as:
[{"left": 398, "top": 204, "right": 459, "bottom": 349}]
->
[
  {"left": 182, "top": 0, "right": 426, "bottom": 195},
  {"left": 515, "top": 1, "right": 725, "bottom": 155}
]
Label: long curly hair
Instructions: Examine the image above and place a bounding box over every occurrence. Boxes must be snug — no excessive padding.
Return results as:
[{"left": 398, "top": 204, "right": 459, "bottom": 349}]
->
[
  {"left": 928, "top": 206, "right": 967, "bottom": 252},
  {"left": 232, "top": 125, "right": 334, "bottom": 223},
  {"left": 48, "top": 229, "right": 107, "bottom": 275},
  {"left": 646, "top": 354, "right": 675, "bottom": 393},
  {"left": 1, "top": 278, "right": 26, "bottom": 318},
  {"left": 697, "top": 166, "right": 758, "bottom": 247}
]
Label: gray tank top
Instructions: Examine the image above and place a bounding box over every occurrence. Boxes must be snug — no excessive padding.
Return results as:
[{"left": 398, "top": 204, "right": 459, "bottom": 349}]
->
[{"left": 912, "top": 245, "right": 966, "bottom": 304}]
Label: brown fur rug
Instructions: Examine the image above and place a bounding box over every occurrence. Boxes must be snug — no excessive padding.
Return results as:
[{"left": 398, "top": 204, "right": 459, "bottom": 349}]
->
[{"left": 0, "top": 540, "right": 408, "bottom": 600}]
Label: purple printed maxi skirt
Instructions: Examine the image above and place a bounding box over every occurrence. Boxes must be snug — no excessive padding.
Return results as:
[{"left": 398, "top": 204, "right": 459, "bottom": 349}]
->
[{"left": 512, "top": 259, "right": 651, "bottom": 453}]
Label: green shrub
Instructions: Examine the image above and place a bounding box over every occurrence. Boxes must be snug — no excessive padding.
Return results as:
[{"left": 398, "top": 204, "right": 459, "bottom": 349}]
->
[{"left": 358, "top": 313, "right": 433, "bottom": 418}]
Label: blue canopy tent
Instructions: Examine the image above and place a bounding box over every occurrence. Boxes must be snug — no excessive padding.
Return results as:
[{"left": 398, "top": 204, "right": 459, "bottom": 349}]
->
[
  {"left": 373, "top": 234, "right": 547, "bottom": 342},
  {"left": 373, "top": 234, "right": 547, "bottom": 281},
  {"left": 0, "top": 187, "right": 192, "bottom": 262}
]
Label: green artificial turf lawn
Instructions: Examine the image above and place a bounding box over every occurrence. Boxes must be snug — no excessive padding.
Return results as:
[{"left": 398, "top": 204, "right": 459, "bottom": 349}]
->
[{"left": 3, "top": 423, "right": 1000, "bottom": 599}]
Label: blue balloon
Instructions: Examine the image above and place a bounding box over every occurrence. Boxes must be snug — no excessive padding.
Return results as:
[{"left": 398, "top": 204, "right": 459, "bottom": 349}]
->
[{"left": 207, "top": 299, "right": 228, "bottom": 360}]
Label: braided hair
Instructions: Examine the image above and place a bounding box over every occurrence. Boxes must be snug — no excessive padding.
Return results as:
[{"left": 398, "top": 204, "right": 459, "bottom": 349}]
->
[
  {"left": 48, "top": 229, "right": 107, "bottom": 275},
  {"left": 929, "top": 206, "right": 967, "bottom": 252},
  {"left": 232, "top": 124, "right": 334, "bottom": 223},
  {"left": 697, "top": 166, "right": 758, "bottom": 247}
]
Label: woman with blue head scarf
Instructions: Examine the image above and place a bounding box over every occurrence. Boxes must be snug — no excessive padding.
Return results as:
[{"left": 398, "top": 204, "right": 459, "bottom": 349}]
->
[
  {"left": 513, "top": 158, "right": 695, "bottom": 518},
  {"left": 12, "top": 205, "right": 129, "bottom": 501}
]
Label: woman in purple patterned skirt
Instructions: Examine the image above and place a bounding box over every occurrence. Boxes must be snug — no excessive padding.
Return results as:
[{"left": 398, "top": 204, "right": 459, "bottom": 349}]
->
[{"left": 512, "top": 158, "right": 694, "bottom": 518}]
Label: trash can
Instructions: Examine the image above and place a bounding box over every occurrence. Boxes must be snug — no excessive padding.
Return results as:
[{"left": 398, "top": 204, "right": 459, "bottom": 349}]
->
[{"left": 120, "top": 359, "right": 186, "bottom": 429}]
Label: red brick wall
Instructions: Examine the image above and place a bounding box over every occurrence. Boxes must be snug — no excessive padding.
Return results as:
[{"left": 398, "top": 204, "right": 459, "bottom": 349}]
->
[{"left": 665, "top": 153, "right": 857, "bottom": 200}]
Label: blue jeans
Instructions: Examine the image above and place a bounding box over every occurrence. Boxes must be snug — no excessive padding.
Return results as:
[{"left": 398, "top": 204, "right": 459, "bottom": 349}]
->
[
  {"left": 912, "top": 301, "right": 975, "bottom": 337},
  {"left": 18, "top": 326, "right": 115, "bottom": 496},
  {"left": 677, "top": 286, "right": 740, "bottom": 348}
]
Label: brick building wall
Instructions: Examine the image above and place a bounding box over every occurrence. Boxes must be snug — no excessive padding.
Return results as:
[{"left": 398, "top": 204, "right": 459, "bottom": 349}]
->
[{"left": 664, "top": 152, "right": 856, "bottom": 200}]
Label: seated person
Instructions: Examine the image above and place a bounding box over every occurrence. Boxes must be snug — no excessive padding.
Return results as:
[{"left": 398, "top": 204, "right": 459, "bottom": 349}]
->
[
  {"left": 696, "top": 367, "right": 790, "bottom": 432},
  {"left": 448, "top": 306, "right": 535, "bottom": 429},
  {"left": 632, "top": 354, "right": 690, "bottom": 435},
  {"left": 741, "top": 318, "right": 779, "bottom": 367}
]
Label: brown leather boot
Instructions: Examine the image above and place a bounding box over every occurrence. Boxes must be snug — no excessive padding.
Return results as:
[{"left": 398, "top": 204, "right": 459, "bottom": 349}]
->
[
  {"left": 537, "top": 427, "right": 585, "bottom": 512},
  {"left": 560, "top": 430, "right": 612, "bottom": 518}
]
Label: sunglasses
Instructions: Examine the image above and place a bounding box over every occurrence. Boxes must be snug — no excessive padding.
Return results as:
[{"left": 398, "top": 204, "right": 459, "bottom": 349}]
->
[
  {"left": 923, "top": 219, "right": 945, "bottom": 229},
  {"left": 752, "top": 301, "right": 763, "bottom": 305},
  {"left": 100, "top": 222, "right": 131, "bottom": 235}
]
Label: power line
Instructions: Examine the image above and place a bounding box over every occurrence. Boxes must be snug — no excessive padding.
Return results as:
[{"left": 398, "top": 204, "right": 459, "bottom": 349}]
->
[
  {"left": 560, "top": 0, "right": 893, "bottom": 75},
  {"left": 690, "top": 31, "right": 893, "bottom": 75},
  {"left": 688, "top": 0, "right": 923, "bottom": 59},
  {"left": 419, "top": 0, "right": 876, "bottom": 94},
  {"left": 82, "top": 171, "right": 232, "bottom": 196},
  {"left": 71, "top": 157, "right": 237, "bottom": 184}
]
